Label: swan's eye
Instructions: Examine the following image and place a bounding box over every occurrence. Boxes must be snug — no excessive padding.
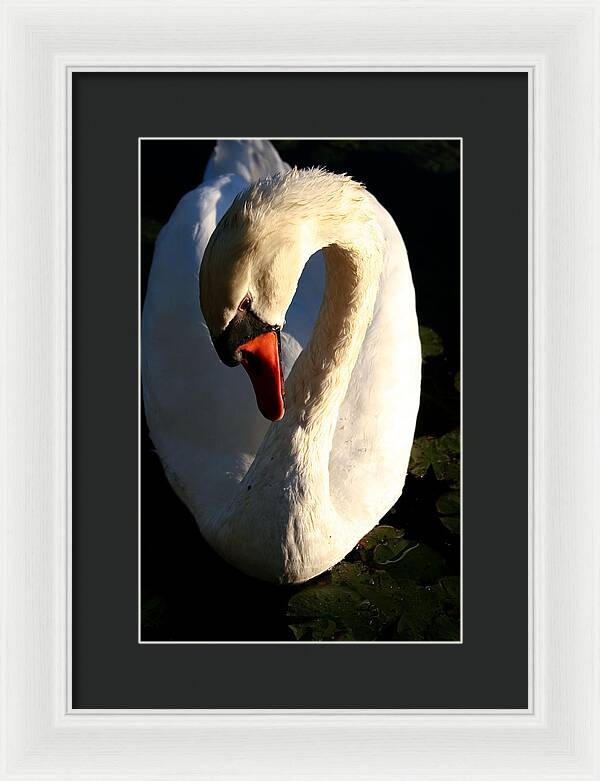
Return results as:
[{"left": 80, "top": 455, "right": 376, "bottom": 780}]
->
[{"left": 238, "top": 295, "right": 252, "bottom": 312}]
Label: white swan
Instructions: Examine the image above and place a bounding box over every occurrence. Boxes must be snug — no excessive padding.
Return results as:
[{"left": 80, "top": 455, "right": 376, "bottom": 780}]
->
[{"left": 142, "top": 140, "right": 421, "bottom": 584}]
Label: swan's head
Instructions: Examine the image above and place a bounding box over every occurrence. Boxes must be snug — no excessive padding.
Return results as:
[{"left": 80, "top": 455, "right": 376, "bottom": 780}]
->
[{"left": 200, "top": 176, "right": 312, "bottom": 422}]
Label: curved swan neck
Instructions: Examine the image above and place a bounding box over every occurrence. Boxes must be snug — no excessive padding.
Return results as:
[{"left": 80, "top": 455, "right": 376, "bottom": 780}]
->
[
  {"left": 286, "top": 240, "right": 382, "bottom": 436},
  {"left": 283, "top": 179, "right": 385, "bottom": 440},
  {"left": 207, "top": 170, "right": 387, "bottom": 582},
  {"left": 242, "top": 172, "right": 386, "bottom": 513}
]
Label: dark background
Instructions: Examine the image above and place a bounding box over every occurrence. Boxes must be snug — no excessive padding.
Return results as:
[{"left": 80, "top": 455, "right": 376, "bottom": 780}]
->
[
  {"left": 73, "top": 73, "right": 528, "bottom": 707},
  {"left": 140, "top": 139, "right": 461, "bottom": 643}
]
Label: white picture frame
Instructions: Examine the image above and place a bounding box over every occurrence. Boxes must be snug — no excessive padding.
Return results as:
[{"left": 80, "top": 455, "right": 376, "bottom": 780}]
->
[{"left": 1, "top": 0, "right": 599, "bottom": 778}]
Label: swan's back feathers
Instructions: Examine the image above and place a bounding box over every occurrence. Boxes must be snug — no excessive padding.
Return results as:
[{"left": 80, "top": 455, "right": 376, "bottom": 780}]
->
[{"left": 204, "top": 140, "right": 290, "bottom": 185}]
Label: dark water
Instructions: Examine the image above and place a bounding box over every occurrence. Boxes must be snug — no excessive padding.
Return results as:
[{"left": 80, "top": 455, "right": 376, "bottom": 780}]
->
[{"left": 140, "top": 140, "right": 460, "bottom": 641}]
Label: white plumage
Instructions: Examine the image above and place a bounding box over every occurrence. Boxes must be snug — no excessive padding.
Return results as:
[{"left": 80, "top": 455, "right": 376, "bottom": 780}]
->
[{"left": 142, "top": 140, "right": 421, "bottom": 583}]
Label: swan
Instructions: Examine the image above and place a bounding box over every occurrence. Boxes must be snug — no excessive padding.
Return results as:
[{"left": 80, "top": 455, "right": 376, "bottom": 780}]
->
[{"left": 142, "top": 140, "right": 421, "bottom": 584}]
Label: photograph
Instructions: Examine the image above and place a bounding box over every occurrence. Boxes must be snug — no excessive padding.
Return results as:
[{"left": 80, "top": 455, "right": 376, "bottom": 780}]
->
[{"left": 140, "top": 138, "right": 461, "bottom": 642}]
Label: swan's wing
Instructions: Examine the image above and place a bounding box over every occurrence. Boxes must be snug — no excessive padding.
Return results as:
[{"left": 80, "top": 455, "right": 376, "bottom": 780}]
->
[
  {"left": 329, "top": 198, "right": 422, "bottom": 529},
  {"left": 142, "top": 172, "right": 271, "bottom": 523},
  {"left": 203, "top": 139, "right": 291, "bottom": 185},
  {"left": 142, "top": 139, "right": 324, "bottom": 526}
]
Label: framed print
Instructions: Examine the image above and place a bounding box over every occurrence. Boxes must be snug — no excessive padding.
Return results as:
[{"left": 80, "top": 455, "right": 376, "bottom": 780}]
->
[{"left": 2, "top": 1, "right": 599, "bottom": 779}]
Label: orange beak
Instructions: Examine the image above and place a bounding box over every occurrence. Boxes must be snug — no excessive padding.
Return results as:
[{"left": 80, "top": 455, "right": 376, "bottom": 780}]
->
[{"left": 238, "top": 331, "right": 285, "bottom": 422}]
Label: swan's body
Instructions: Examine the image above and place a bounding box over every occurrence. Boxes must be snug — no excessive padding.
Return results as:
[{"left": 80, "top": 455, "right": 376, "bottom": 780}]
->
[{"left": 142, "top": 140, "right": 421, "bottom": 583}]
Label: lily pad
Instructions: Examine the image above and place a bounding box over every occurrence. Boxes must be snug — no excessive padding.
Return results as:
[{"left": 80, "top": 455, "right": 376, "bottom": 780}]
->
[
  {"left": 384, "top": 543, "right": 446, "bottom": 585},
  {"left": 419, "top": 325, "right": 444, "bottom": 359},
  {"left": 394, "top": 582, "right": 443, "bottom": 640},
  {"left": 433, "top": 431, "right": 460, "bottom": 484},
  {"left": 438, "top": 429, "right": 460, "bottom": 456},
  {"left": 439, "top": 576, "right": 460, "bottom": 606},
  {"left": 357, "top": 524, "right": 406, "bottom": 552},
  {"left": 287, "top": 547, "right": 457, "bottom": 641},
  {"left": 373, "top": 540, "right": 412, "bottom": 565},
  {"left": 436, "top": 490, "right": 460, "bottom": 534},
  {"left": 288, "top": 581, "right": 369, "bottom": 640},
  {"left": 393, "top": 576, "right": 460, "bottom": 641},
  {"left": 408, "top": 436, "right": 438, "bottom": 478},
  {"left": 288, "top": 582, "right": 361, "bottom": 619},
  {"left": 409, "top": 430, "right": 460, "bottom": 486},
  {"left": 440, "top": 515, "right": 460, "bottom": 534},
  {"left": 289, "top": 618, "right": 339, "bottom": 641},
  {"left": 436, "top": 490, "right": 460, "bottom": 515},
  {"left": 332, "top": 561, "right": 409, "bottom": 616},
  {"left": 288, "top": 561, "right": 417, "bottom": 641},
  {"left": 357, "top": 525, "right": 410, "bottom": 565}
]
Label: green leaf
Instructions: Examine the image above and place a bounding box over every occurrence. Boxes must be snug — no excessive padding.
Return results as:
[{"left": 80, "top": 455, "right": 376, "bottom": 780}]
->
[
  {"left": 437, "top": 429, "right": 460, "bottom": 456},
  {"left": 288, "top": 519, "right": 458, "bottom": 640},
  {"left": 289, "top": 623, "right": 310, "bottom": 641},
  {"left": 436, "top": 490, "right": 460, "bottom": 516},
  {"left": 288, "top": 583, "right": 361, "bottom": 619},
  {"left": 357, "top": 524, "right": 409, "bottom": 565},
  {"left": 419, "top": 325, "right": 444, "bottom": 360},
  {"left": 440, "top": 515, "right": 460, "bottom": 534},
  {"left": 395, "top": 583, "right": 443, "bottom": 640},
  {"left": 439, "top": 576, "right": 460, "bottom": 606},
  {"left": 434, "top": 431, "right": 460, "bottom": 486},
  {"left": 385, "top": 543, "right": 446, "bottom": 585},
  {"left": 373, "top": 539, "right": 411, "bottom": 565},
  {"left": 393, "top": 576, "right": 460, "bottom": 641},
  {"left": 288, "top": 617, "right": 342, "bottom": 641},
  {"left": 288, "top": 561, "right": 422, "bottom": 641},
  {"left": 357, "top": 524, "right": 406, "bottom": 552},
  {"left": 331, "top": 561, "right": 410, "bottom": 618},
  {"left": 408, "top": 436, "right": 438, "bottom": 478},
  {"left": 409, "top": 431, "right": 460, "bottom": 486},
  {"left": 287, "top": 551, "right": 458, "bottom": 641}
]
